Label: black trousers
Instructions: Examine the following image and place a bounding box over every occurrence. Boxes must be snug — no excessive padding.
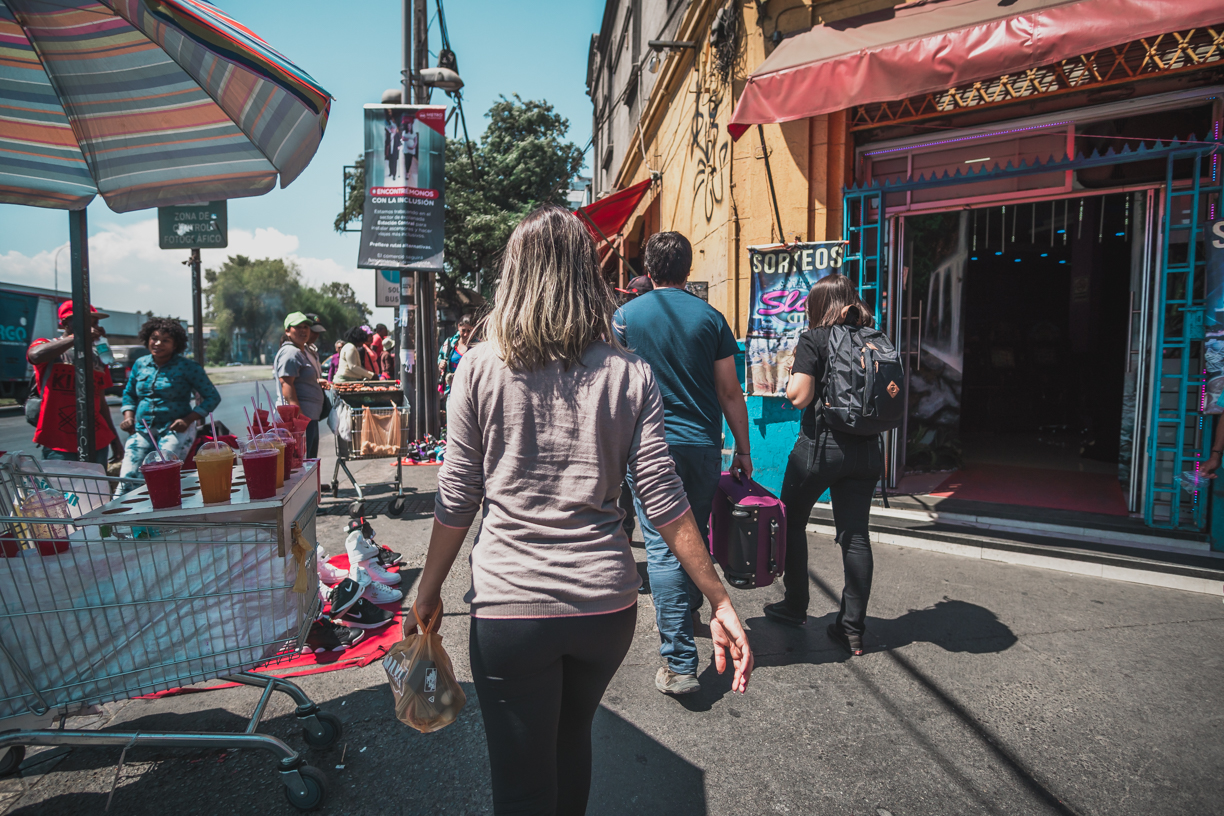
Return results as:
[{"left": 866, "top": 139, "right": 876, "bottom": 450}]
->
[
  {"left": 470, "top": 605, "right": 636, "bottom": 816},
  {"left": 778, "top": 428, "right": 882, "bottom": 636}
]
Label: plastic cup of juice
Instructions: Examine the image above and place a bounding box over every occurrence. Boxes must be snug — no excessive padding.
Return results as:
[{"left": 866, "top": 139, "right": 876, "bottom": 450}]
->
[
  {"left": 275, "top": 404, "right": 300, "bottom": 423},
  {"left": 195, "top": 441, "right": 235, "bottom": 503},
  {"left": 257, "top": 432, "right": 286, "bottom": 489},
  {"left": 272, "top": 427, "right": 298, "bottom": 475},
  {"left": 240, "top": 440, "right": 280, "bottom": 500},
  {"left": 140, "top": 451, "right": 183, "bottom": 509}
]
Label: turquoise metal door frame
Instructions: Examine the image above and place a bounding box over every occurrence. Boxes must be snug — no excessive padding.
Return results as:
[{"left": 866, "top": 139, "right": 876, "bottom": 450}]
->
[
  {"left": 842, "top": 189, "right": 886, "bottom": 325},
  {"left": 1144, "top": 147, "right": 1223, "bottom": 530}
]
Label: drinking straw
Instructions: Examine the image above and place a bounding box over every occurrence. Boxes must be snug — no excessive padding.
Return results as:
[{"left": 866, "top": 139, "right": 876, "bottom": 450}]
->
[
  {"left": 264, "top": 382, "right": 276, "bottom": 410},
  {"left": 250, "top": 397, "right": 264, "bottom": 431},
  {"left": 244, "top": 406, "right": 253, "bottom": 434},
  {"left": 140, "top": 420, "right": 166, "bottom": 462},
  {"left": 209, "top": 412, "right": 218, "bottom": 442}
]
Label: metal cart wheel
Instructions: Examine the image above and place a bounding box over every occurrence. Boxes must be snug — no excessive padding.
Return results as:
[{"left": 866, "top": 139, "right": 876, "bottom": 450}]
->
[
  {"left": 0, "top": 746, "right": 24, "bottom": 777},
  {"left": 388, "top": 496, "right": 406, "bottom": 517},
  {"left": 299, "top": 710, "right": 343, "bottom": 750},
  {"left": 281, "top": 764, "right": 328, "bottom": 811}
]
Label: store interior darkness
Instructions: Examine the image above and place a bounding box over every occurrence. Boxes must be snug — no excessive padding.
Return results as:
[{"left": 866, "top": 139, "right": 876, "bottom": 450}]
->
[
  {"left": 902, "top": 192, "right": 1139, "bottom": 513},
  {"left": 962, "top": 194, "right": 1133, "bottom": 471}
]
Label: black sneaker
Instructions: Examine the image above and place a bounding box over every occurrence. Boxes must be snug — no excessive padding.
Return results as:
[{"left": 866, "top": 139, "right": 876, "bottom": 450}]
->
[
  {"left": 763, "top": 602, "right": 806, "bottom": 627},
  {"left": 376, "top": 546, "right": 403, "bottom": 568},
  {"left": 826, "top": 623, "right": 863, "bottom": 656},
  {"left": 304, "top": 618, "right": 366, "bottom": 653},
  {"left": 328, "top": 578, "right": 363, "bottom": 616},
  {"left": 332, "top": 597, "right": 394, "bottom": 629}
]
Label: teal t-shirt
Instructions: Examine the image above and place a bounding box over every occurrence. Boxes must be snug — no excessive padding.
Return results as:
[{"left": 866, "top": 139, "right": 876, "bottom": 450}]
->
[{"left": 614, "top": 286, "right": 739, "bottom": 447}]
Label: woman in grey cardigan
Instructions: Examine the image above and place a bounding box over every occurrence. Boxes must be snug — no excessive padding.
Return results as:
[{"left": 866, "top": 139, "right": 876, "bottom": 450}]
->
[{"left": 414, "top": 205, "right": 753, "bottom": 815}]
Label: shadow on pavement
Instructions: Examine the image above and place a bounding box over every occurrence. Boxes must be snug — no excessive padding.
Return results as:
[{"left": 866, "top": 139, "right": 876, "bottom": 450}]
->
[
  {"left": 746, "top": 597, "right": 1017, "bottom": 669},
  {"left": 589, "top": 705, "right": 706, "bottom": 816}
]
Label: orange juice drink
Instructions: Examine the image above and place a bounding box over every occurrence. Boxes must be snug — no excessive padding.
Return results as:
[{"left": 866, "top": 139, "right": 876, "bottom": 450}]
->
[{"left": 195, "top": 442, "right": 235, "bottom": 503}]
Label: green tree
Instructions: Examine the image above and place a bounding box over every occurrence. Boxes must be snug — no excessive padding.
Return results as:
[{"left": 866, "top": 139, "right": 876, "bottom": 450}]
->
[
  {"left": 204, "top": 256, "right": 369, "bottom": 364},
  {"left": 334, "top": 96, "right": 585, "bottom": 304}
]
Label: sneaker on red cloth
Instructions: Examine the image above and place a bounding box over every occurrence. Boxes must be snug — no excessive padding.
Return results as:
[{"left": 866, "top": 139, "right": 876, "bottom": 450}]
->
[
  {"left": 332, "top": 597, "right": 395, "bottom": 629},
  {"left": 304, "top": 618, "right": 365, "bottom": 653}
]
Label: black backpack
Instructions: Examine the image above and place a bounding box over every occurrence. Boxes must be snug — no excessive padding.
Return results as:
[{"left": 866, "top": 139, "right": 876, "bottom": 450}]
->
[{"left": 820, "top": 324, "right": 906, "bottom": 435}]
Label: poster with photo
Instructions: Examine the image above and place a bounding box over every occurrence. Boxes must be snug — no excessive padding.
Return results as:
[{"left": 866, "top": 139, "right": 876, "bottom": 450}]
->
[
  {"left": 1204, "top": 217, "right": 1224, "bottom": 413},
  {"left": 745, "top": 241, "right": 846, "bottom": 396},
  {"left": 357, "top": 105, "right": 446, "bottom": 270}
]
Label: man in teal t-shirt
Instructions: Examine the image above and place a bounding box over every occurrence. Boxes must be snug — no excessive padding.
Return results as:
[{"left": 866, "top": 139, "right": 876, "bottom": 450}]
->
[{"left": 615, "top": 232, "right": 754, "bottom": 696}]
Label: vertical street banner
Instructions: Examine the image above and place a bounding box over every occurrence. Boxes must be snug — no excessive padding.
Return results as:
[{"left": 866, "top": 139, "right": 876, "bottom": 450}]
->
[
  {"left": 745, "top": 241, "right": 846, "bottom": 396},
  {"left": 357, "top": 105, "right": 447, "bottom": 270},
  {"left": 1204, "top": 217, "right": 1224, "bottom": 413}
]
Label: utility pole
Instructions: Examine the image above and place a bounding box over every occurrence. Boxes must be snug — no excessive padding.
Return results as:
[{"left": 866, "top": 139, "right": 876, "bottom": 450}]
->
[
  {"left": 190, "top": 247, "right": 204, "bottom": 364},
  {"left": 68, "top": 209, "right": 95, "bottom": 462}
]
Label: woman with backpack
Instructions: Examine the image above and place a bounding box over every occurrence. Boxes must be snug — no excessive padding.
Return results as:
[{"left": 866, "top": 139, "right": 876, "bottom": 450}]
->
[{"left": 763, "top": 274, "right": 888, "bottom": 657}]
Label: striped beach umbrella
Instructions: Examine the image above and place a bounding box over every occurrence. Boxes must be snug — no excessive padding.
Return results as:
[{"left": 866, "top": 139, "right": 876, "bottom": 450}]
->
[
  {"left": 0, "top": 0, "right": 332, "bottom": 459},
  {"left": 0, "top": 0, "right": 331, "bottom": 211}
]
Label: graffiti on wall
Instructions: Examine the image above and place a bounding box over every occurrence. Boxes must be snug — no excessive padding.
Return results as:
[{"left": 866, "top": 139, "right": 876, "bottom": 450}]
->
[{"left": 690, "top": 63, "right": 729, "bottom": 223}]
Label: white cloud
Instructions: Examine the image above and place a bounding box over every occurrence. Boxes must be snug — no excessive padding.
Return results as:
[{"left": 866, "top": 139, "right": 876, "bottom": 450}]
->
[{"left": 0, "top": 219, "right": 367, "bottom": 320}]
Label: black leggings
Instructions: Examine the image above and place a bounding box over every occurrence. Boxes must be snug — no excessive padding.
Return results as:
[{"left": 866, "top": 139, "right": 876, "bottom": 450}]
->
[
  {"left": 470, "top": 605, "right": 636, "bottom": 816},
  {"left": 779, "top": 428, "right": 882, "bottom": 636}
]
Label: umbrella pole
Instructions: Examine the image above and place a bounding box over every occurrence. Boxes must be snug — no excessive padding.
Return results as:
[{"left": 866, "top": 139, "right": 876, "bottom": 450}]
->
[{"left": 68, "top": 209, "right": 96, "bottom": 462}]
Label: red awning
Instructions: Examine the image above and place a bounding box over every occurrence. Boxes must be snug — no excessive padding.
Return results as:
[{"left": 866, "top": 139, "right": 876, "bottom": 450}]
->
[
  {"left": 575, "top": 179, "right": 653, "bottom": 242},
  {"left": 728, "top": 0, "right": 1224, "bottom": 140}
]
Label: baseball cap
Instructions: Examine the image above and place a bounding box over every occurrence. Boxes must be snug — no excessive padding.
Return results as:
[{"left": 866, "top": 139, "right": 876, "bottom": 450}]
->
[
  {"left": 57, "top": 301, "right": 108, "bottom": 322},
  {"left": 616, "top": 275, "right": 654, "bottom": 296},
  {"left": 283, "top": 311, "right": 312, "bottom": 329},
  {"left": 307, "top": 313, "right": 326, "bottom": 333}
]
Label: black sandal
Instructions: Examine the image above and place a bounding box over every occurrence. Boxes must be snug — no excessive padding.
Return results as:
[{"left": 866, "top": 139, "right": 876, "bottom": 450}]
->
[{"left": 826, "top": 623, "right": 863, "bottom": 656}]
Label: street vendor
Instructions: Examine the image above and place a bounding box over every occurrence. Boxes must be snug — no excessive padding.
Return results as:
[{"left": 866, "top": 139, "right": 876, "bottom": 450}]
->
[
  {"left": 276, "top": 312, "right": 326, "bottom": 459},
  {"left": 335, "top": 326, "right": 377, "bottom": 382},
  {"left": 26, "top": 300, "right": 124, "bottom": 467},
  {"left": 118, "top": 317, "right": 221, "bottom": 491}
]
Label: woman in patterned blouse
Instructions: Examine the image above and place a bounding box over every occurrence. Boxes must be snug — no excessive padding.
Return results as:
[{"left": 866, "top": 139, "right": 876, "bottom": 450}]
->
[{"left": 118, "top": 318, "right": 221, "bottom": 492}]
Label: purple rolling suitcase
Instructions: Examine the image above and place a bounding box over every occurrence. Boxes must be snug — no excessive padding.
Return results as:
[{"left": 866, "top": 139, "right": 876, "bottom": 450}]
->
[{"left": 708, "top": 473, "right": 786, "bottom": 589}]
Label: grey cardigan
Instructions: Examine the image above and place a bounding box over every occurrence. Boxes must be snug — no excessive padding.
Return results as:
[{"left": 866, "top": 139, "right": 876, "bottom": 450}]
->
[{"left": 435, "top": 340, "right": 691, "bottom": 618}]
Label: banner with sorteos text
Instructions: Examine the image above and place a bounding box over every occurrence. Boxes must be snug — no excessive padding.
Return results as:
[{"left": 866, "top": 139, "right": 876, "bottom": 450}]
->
[
  {"left": 357, "top": 105, "right": 447, "bottom": 270},
  {"left": 746, "top": 241, "right": 847, "bottom": 396},
  {"left": 1204, "top": 217, "right": 1224, "bottom": 413}
]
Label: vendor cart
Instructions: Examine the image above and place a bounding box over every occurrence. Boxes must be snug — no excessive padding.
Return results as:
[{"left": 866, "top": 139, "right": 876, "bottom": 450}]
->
[
  {"left": 0, "top": 453, "right": 338, "bottom": 811},
  {"left": 328, "top": 381, "right": 410, "bottom": 517}
]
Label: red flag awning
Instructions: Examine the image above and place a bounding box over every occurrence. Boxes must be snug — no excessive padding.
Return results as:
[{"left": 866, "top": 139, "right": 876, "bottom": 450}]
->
[
  {"left": 575, "top": 179, "right": 653, "bottom": 242},
  {"left": 728, "top": 0, "right": 1224, "bottom": 140}
]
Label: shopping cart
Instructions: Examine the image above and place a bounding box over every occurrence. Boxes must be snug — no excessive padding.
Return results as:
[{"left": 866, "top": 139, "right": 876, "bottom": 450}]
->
[
  {"left": 332, "top": 393, "right": 411, "bottom": 517},
  {"left": 0, "top": 454, "right": 338, "bottom": 811}
]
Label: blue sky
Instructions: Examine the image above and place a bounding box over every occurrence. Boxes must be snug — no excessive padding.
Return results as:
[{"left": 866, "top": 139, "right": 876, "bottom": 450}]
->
[{"left": 0, "top": 0, "right": 602, "bottom": 323}]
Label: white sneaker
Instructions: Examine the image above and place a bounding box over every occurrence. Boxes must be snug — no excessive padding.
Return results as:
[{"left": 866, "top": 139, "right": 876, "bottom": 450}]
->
[
  {"left": 352, "top": 557, "right": 400, "bottom": 585},
  {"left": 354, "top": 569, "right": 403, "bottom": 605},
  {"left": 345, "top": 529, "right": 379, "bottom": 563},
  {"left": 316, "top": 546, "right": 347, "bottom": 584}
]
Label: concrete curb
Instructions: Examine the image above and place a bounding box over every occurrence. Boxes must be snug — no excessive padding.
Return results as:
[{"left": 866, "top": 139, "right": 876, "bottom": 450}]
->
[{"left": 806, "top": 520, "right": 1224, "bottom": 597}]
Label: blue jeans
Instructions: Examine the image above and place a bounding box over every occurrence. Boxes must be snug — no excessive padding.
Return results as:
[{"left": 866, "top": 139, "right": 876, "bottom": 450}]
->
[
  {"left": 627, "top": 444, "right": 721, "bottom": 676},
  {"left": 117, "top": 427, "right": 196, "bottom": 494}
]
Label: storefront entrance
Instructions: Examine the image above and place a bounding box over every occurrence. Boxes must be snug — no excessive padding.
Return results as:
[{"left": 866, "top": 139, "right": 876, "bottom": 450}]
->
[{"left": 895, "top": 192, "right": 1152, "bottom": 517}]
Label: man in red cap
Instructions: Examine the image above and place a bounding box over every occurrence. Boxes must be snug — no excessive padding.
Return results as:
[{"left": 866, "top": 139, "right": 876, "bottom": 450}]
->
[{"left": 26, "top": 301, "right": 122, "bottom": 466}]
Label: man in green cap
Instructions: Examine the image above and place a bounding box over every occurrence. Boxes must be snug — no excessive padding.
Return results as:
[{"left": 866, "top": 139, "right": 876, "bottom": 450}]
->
[{"left": 275, "top": 311, "right": 326, "bottom": 458}]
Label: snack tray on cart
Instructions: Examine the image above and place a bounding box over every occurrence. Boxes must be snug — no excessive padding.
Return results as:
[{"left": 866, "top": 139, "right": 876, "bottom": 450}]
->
[{"left": 328, "top": 380, "right": 404, "bottom": 408}]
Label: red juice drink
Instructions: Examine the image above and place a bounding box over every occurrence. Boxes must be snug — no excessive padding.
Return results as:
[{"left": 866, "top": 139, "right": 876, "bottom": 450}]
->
[
  {"left": 141, "top": 459, "right": 183, "bottom": 509},
  {"left": 241, "top": 448, "right": 280, "bottom": 499}
]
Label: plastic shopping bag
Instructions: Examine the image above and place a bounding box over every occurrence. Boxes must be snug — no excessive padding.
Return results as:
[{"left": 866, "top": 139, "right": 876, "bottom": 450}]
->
[
  {"left": 382, "top": 604, "right": 466, "bottom": 733},
  {"left": 359, "top": 406, "right": 402, "bottom": 456}
]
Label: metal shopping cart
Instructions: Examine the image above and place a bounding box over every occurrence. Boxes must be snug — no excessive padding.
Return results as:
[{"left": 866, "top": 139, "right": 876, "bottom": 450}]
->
[
  {"left": 0, "top": 454, "right": 338, "bottom": 811},
  {"left": 330, "top": 384, "right": 411, "bottom": 517}
]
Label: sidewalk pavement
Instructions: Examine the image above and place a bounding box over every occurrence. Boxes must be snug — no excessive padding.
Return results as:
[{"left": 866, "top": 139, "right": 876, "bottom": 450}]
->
[{"left": 3, "top": 457, "right": 1222, "bottom": 815}]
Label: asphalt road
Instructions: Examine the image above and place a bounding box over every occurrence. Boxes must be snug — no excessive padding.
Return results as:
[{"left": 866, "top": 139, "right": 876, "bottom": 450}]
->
[
  {"left": 0, "top": 380, "right": 332, "bottom": 458},
  {"left": 1, "top": 456, "right": 1221, "bottom": 815}
]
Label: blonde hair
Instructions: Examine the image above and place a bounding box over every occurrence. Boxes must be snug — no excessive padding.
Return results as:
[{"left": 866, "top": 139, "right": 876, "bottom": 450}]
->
[{"left": 486, "top": 205, "right": 621, "bottom": 371}]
